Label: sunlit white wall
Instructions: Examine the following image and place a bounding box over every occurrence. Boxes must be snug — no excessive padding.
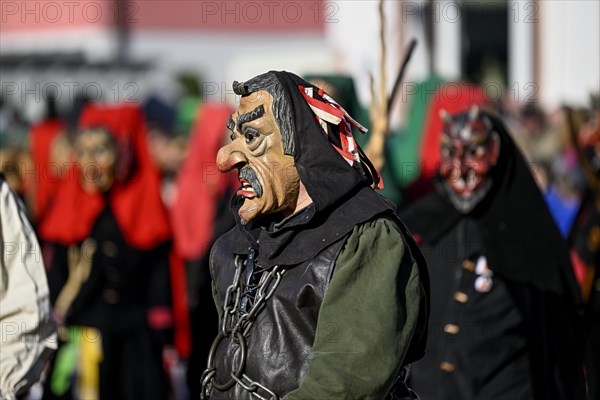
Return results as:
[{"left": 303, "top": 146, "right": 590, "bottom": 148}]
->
[{"left": 539, "top": 0, "right": 600, "bottom": 108}]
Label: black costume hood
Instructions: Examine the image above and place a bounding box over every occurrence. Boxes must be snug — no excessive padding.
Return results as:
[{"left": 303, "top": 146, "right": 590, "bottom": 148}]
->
[
  {"left": 226, "top": 71, "right": 400, "bottom": 268},
  {"left": 402, "top": 110, "right": 581, "bottom": 304},
  {"left": 276, "top": 70, "right": 381, "bottom": 212}
]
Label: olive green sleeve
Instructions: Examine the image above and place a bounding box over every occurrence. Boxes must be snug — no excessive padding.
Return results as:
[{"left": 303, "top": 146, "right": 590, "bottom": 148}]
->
[{"left": 283, "top": 218, "right": 422, "bottom": 400}]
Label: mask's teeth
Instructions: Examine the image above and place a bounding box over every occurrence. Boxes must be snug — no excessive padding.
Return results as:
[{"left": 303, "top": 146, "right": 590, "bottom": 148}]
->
[
  {"left": 468, "top": 169, "right": 476, "bottom": 184},
  {"left": 455, "top": 178, "right": 465, "bottom": 190}
]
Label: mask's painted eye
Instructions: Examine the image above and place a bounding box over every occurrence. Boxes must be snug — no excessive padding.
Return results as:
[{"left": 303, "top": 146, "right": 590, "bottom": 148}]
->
[
  {"left": 230, "top": 132, "right": 236, "bottom": 141},
  {"left": 467, "top": 146, "right": 478, "bottom": 157},
  {"left": 244, "top": 127, "right": 260, "bottom": 144}
]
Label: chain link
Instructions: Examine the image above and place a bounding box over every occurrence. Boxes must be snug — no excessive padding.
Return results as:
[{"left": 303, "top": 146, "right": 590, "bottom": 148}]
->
[
  {"left": 201, "top": 251, "right": 286, "bottom": 399},
  {"left": 230, "top": 373, "right": 280, "bottom": 400}
]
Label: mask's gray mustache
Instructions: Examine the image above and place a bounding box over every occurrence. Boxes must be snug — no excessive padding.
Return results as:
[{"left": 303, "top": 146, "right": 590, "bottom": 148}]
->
[{"left": 239, "top": 167, "right": 263, "bottom": 198}]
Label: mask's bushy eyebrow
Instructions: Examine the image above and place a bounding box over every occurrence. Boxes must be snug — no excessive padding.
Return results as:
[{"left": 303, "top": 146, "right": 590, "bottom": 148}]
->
[
  {"left": 237, "top": 105, "right": 265, "bottom": 133},
  {"left": 226, "top": 115, "right": 235, "bottom": 132}
]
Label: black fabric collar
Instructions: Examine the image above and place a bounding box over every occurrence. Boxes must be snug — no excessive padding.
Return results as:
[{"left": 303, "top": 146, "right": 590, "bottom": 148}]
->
[
  {"left": 228, "top": 186, "right": 396, "bottom": 268},
  {"left": 401, "top": 111, "right": 582, "bottom": 306}
]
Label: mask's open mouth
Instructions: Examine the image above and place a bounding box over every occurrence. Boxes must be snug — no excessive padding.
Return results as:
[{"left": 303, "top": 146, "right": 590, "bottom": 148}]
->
[
  {"left": 237, "top": 167, "right": 264, "bottom": 199},
  {"left": 450, "top": 169, "right": 482, "bottom": 198},
  {"left": 237, "top": 178, "right": 257, "bottom": 199}
]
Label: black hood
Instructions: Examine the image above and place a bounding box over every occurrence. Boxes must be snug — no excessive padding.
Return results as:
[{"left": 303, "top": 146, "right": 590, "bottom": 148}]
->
[
  {"left": 402, "top": 110, "right": 582, "bottom": 304},
  {"left": 274, "top": 71, "right": 375, "bottom": 211},
  {"left": 226, "top": 71, "right": 396, "bottom": 268}
]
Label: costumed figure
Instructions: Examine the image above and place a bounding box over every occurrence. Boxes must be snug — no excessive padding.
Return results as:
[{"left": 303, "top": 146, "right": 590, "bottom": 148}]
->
[
  {"left": 401, "top": 107, "right": 586, "bottom": 400},
  {"left": 200, "top": 71, "right": 430, "bottom": 400},
  {"left": 26, "top": 93, "right": 72, "bottom": 224},
  {"left": 39, "top": 104, "right": 173, "bottom": 400}
]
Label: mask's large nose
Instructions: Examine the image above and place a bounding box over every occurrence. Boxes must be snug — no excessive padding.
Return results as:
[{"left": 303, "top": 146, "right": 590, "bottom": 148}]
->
[{"left": 216, "top": 142, "right": 248, "bottom": 173}]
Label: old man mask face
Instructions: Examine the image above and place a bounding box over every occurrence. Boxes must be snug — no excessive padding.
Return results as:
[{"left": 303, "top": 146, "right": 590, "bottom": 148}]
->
[
  {"left": 439, "top": 106, "right": 500, "bottom": 213},
  {"left": 217, "top": 87, "right": 303, "bottom": 224}
]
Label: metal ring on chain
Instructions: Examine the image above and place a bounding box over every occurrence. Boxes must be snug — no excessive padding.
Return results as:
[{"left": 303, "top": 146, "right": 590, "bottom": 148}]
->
[{"left": 206, "top": 331, "right": 248, "bottom": 391}]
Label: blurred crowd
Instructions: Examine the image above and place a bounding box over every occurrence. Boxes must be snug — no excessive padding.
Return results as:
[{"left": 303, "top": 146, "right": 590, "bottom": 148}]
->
[{"left": 1, "top": 70, "right": 598, "bottom": 399}]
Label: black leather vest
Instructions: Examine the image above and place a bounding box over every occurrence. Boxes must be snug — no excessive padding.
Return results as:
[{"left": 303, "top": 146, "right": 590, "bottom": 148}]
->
[{"left": 207, "top": 228, "right": 347, "bottom": 399}]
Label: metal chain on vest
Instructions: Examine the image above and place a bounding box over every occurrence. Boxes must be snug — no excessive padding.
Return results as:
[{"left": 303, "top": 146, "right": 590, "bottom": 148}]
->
[{"left": 201, "top": 250, "right": 286, "bottom": 400}]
